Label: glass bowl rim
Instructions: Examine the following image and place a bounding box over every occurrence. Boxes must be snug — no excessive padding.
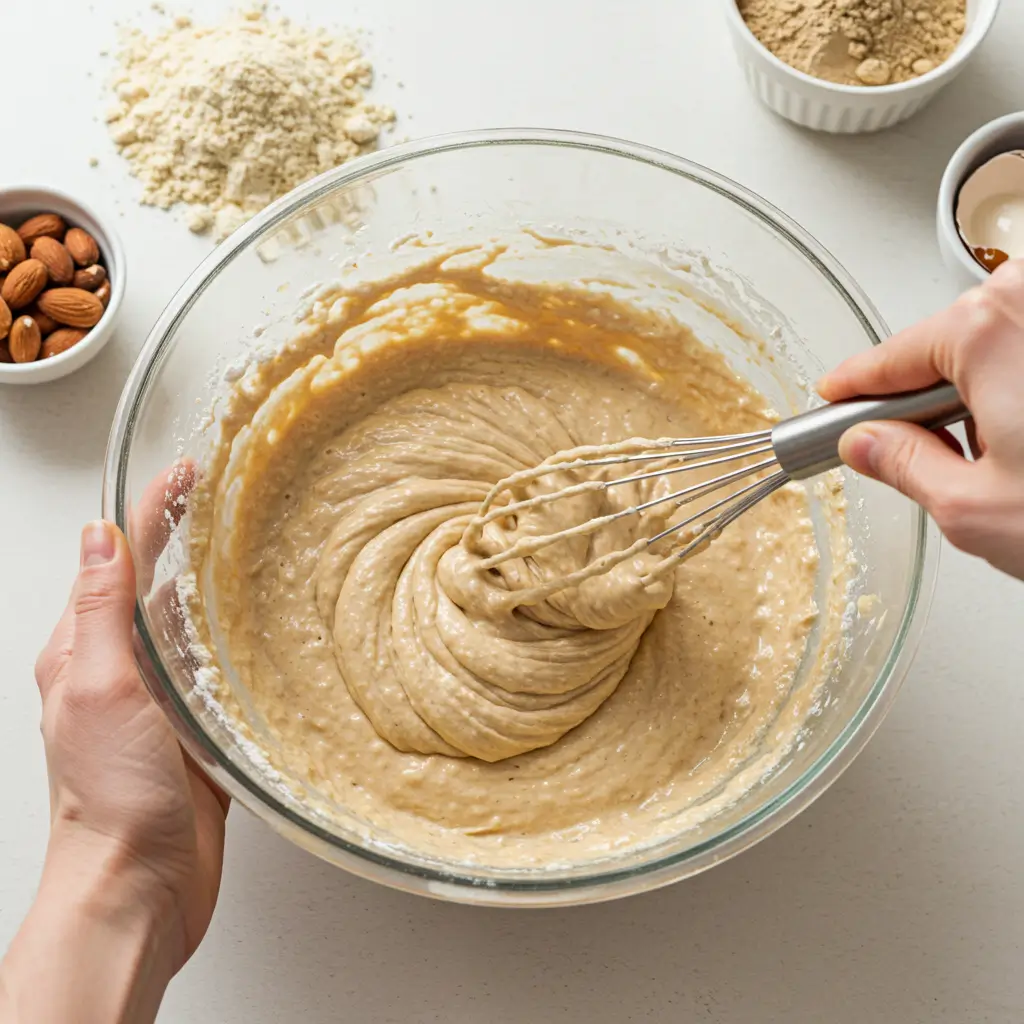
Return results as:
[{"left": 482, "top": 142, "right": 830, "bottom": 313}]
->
[{"left": 102, "top": 127, "right": 936, "bottom": 905}]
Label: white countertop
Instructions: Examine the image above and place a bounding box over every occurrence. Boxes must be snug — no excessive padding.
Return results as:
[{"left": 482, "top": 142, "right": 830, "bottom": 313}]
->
[{"left": 3, "top": 2, "right": 1024, "bottom": 1020}]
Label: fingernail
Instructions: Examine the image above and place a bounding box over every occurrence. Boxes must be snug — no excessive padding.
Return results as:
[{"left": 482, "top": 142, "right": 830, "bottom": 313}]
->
[{"left": 81, "top": 521, "right": 116, "bottom": 567}]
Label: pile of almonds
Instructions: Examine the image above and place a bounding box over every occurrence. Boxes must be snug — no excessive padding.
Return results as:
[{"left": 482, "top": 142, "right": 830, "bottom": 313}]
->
[{"left": 0, "top": 213, "right": 111, "bottom": 364}]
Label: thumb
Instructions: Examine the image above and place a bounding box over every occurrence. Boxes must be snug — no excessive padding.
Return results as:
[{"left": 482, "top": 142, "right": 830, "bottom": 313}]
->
[
  {"left": 72, "top": 521, "right": 138, "bottom": 681},
  {"left": 838, "top": 421, "right": 974, "bottom": 515}
]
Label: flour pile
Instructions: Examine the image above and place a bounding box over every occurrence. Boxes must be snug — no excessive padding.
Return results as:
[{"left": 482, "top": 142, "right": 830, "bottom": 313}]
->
[{"left": 106, "top": 9, "right": 396, "bottom": 238}]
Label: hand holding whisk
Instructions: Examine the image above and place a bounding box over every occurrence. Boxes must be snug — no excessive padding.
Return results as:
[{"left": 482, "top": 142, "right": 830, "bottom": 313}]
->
[{"left": 463, "top": 383, "right": 967, "bottom": 596}]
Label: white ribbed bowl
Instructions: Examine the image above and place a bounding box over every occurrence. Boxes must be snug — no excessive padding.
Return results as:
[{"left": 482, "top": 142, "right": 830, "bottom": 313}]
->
[{"left": 724, "top": 0, "right": 1001, "bottom": 134}]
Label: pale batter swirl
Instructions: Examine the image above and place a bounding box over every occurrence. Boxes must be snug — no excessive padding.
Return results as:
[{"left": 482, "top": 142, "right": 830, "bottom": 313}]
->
[
  {"left": 315, "top": 383, "right": 681, "bottom": 763},
  {"left": 183, "top": 238, "right": 842, "bottom": 868}
]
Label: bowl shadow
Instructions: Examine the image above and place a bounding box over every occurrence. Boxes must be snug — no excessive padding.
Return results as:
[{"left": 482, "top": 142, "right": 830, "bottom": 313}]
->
[
  {"left": 167, "top": 726, "right": 990, "bottom": 1024},
  {"left": 0, "top": 328, "right": 134, "bottom": 474},
  {"left": 764, "top": 58, "right": 1020, "bottom": 231}
]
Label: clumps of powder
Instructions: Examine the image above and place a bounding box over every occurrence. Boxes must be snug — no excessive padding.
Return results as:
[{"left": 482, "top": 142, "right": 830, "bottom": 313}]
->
[
  {"left": 105, "top": 8, "right": 396, "bottom": 239},
  {"left": 738, "top": 0, "right": 967, "bottom": 87}
]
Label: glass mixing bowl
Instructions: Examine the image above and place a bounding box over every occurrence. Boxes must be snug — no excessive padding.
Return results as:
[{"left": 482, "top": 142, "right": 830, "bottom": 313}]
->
[{"left": 103, "top": 130, "right": 938, "bottom": 906}]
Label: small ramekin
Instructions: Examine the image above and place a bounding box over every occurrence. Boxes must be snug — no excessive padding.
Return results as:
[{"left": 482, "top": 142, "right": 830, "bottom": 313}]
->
[
  {"left": 0, "top": 186, "right": 125, "bottom": 385},
  {"left": 937, "top": 111, "right": 1024, "bottom": 288},
  {"left": 723, "top": 0, "right": 1002, "bottom": 134}
]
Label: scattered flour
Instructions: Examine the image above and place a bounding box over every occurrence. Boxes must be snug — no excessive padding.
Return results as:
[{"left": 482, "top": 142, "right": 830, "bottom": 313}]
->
[{"left": 106, "top": 8, "right": 396, "bottom": 239}]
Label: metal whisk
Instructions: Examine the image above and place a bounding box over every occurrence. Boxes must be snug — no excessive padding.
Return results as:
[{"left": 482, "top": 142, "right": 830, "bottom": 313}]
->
[{"left": 464, "top": 383, "right": 968, "bottom": 594}]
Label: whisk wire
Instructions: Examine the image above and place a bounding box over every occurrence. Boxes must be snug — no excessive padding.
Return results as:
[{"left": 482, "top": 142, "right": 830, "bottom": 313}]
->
[
  {"left": 469, "top": 383, "right": 968, "bottom": 597},
  {"left": 467, "top": 440, "right": 776, "bottom": 558},
  {"left": 640, "top": 470, "right": 790, "bottom": 583},
  {"left": 610, "top": 443, "right": 774, "bottom": 488},
  {"left": 629, "top": 455, "right": 778, "bottom": 512},
  {"left": 646, "top": 468, "right": 788, "bottom": 547}
]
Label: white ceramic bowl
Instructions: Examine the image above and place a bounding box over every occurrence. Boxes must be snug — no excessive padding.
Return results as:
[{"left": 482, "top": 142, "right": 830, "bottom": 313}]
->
[
  {"left": 0, "top": 186, "right": 125, "bottom": 385},
  {"left": 937, "top": 111, "right": 1024, "bottom": 288},
  {"left": 724, "top": 0, "right": 1002, "bottom": 134}
]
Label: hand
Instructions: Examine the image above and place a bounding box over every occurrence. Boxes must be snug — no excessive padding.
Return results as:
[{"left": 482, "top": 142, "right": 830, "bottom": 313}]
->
[
  {"left": 818, "top": 259, "right": 1024, "bottom": 581},
  {"left": 1, "top": 471, "right": 228, "bottom": 1024},
  {"left": 36, "top": 515, "right": 229, "bottom": 962}
]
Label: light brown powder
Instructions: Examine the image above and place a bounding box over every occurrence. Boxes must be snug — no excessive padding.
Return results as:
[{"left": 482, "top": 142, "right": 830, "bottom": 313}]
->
[{"left": 738, "top": 0, "right": 967, "bottom": 87}]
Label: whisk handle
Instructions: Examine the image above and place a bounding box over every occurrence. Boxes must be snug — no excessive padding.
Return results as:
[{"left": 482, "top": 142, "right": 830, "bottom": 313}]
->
[{"left": 771, "top": 382, "right": 969, "bottom": 480}]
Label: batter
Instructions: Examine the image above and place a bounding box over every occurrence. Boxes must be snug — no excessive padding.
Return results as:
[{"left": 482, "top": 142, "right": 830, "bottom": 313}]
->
[{"left": 182, "top": 236, "right": 842, "bottom": 868}]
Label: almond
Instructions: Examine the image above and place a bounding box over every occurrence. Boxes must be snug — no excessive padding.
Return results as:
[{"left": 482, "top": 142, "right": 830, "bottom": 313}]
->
[
  {"left": 17, "top": 213, "right": 66, "bottom": 246},
  {"left": 37, "top": 287, "right": 104, "bottom": 328},
  {"left": 27, "top": 305, "right": 59, "bottom": 335},
  {"left": 31, "top": 237, "right": 75, "bottom": 286},
  {"left": 0, "top": 296, "right": 10, "bottom": 341},
  {"left": 0, "top": 224, "right": 26, "bottom": 271},
  {"left": 41, "top": 327, "right": 88, "bottom": 359},
  {"left": 73, "top": 264, "right": 107, "bottom": 291},
  {"left": 1, "top": 259, "right": 48, "bottom": 309},
  {"left": 95, "top": 279, "right": 111, "bottom": 308},
  {"left": 8, "top": 315, "right": 42, "bottom": 363},
  {"left": 65, "top": 227, "right": 100, "bottom": 267}
]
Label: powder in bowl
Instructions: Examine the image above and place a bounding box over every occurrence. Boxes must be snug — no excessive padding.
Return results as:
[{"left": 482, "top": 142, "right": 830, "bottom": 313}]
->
[{"left": 737, "top": 0, "right": 967, "bottom": 87}]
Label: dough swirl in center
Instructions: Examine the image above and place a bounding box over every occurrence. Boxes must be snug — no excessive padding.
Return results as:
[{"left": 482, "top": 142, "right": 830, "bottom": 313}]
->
[{"left": 313, "top": 383, "right": 674, "bottom": 762}]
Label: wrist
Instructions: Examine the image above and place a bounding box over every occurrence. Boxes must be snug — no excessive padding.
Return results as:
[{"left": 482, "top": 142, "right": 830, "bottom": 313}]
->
[{"left": 1, "top": 827, "right": 178, "bottom": 1024}]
